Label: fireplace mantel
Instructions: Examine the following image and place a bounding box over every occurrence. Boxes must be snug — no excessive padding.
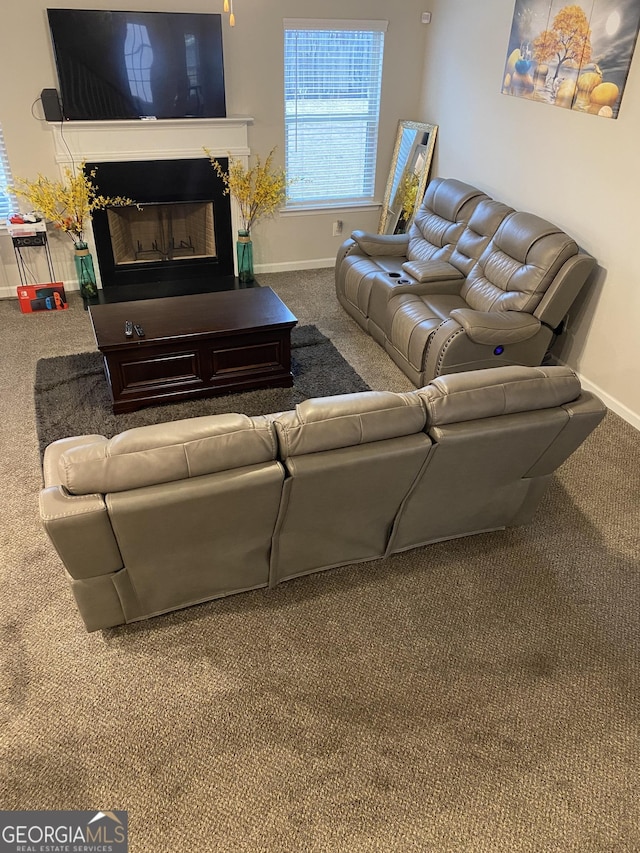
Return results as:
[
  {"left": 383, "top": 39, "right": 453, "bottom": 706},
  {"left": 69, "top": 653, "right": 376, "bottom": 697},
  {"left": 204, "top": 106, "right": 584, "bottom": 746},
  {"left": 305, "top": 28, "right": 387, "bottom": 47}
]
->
[
  {"left": 49, "top": 116, "right": 253, "bottom": 165},
  {"left": 47, "top": 117, "right": 253, "bottom": 285}
]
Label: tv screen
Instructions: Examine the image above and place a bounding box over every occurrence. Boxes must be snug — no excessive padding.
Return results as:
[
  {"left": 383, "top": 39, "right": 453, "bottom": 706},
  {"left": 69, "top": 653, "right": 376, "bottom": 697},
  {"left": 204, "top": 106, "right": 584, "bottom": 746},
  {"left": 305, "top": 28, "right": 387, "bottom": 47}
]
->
[{"left": 47, "top": 9, "right": 226, "bottom": 120}]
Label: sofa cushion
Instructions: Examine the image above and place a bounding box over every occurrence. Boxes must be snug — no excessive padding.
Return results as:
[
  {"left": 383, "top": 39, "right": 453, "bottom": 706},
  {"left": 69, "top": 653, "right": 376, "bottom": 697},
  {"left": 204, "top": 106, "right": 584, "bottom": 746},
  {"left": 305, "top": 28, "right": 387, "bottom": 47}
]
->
[
  {"left": 55, "top": 413, "right": 278, "bottom": 495},
  {"left": 407, "top": 178, "right": 488, "bottom": 264},
  {"left": 461, "top": 211, "right": 580, "bottom": 314},
  {"left": 386, "top": 292, "right": 468, "bottom": 369},
  {"left": 341, "top": 253, "right": 406, "bottom": 320},
  {"left": 274, "top": 391, "right": 425, "bottom": 457},
  {"left": 449, "top": 198, "right": 514, "bottom": 276},
  {"left": 419, "top": 365, "right": 581, "bottom": 426}
]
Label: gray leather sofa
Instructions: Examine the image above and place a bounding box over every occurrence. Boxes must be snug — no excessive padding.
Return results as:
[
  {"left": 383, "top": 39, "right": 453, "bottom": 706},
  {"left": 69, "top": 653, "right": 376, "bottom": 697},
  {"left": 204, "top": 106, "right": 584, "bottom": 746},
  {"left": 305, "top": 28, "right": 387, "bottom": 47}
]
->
[
  {"left": 335, "top": 178, "right": 596, "bottom": 387},
  {"left": 40, "top": 365, "right": 605, "bottom": 632}
]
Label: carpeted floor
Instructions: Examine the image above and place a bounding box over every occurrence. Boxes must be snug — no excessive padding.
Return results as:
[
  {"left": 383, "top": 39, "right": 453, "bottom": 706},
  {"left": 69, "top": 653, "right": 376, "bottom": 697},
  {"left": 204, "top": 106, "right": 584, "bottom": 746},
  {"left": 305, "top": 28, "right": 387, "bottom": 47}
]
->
[
  {"left": 1, "top": 269, "right": 639, "bottom": 852},
  {"left": 33, "top": 323, "right": 369, "bottom": 456}
]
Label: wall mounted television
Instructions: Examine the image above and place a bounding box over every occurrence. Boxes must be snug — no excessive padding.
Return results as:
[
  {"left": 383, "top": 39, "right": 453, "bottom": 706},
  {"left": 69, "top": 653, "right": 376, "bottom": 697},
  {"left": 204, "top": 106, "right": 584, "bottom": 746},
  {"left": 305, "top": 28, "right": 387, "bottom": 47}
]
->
[{"left": 47, "top": 9, "right": 226, "bottom": 121}]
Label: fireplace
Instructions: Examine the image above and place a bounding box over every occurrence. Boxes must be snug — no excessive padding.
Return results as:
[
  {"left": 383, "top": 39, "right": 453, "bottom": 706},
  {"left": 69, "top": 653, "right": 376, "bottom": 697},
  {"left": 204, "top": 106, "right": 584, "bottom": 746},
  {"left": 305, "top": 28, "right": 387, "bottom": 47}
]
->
[
  {"left": 107, "top": 202, "right": 217, "bottom": 265},
  {"left": 47, "top": 117, "right": 252, "bottom": 298},
  {"left": 89, "top": 157, "right": 233, "bottom": 291}
]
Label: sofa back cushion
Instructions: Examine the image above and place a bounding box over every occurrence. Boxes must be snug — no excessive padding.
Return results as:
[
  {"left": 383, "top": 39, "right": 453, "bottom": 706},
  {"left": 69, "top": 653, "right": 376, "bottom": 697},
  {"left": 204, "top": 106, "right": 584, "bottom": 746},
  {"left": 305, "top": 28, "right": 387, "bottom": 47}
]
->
[
  {"left": 449, "top": 198, "right": 514, "bottom": 276},
  {"left": 270, "top": 390, "right": 432, "bottom": 585},
  {"left": 407, "top": 177, "right": 488, "bottom": 264},
  {"left": 389, "top": 364, "right": 604, "bottom": 552},
  {"left": 461, "top": 211, "right": 579, "bottom": 313},
  {"left": 273, "top": 390, "right": 426, "bottom": 457},
  {"left": 56, "top": 413, "right": 278, "bottom": 495},
  {"left": 105, "top": 461, "right": 283, "bottom": 621},
  {"left": 419, "top": 364, "right": 582, "bottom": 426}
]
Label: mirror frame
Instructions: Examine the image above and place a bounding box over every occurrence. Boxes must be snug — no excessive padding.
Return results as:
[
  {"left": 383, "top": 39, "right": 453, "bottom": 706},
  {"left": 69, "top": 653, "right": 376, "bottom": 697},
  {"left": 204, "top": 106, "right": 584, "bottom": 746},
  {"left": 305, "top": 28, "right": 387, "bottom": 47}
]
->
[{"left": 378, "top": 120, "right": 438, "bottom": 235}]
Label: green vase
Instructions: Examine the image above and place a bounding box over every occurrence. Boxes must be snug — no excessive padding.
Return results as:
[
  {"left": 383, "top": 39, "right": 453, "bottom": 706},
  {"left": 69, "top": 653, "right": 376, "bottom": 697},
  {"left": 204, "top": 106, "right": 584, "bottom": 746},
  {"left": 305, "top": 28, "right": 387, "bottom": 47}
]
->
[
  {"left": 74, "top": 241, "right": 98, "bottom": 308},
  {"left": 236, "top": 230, "right": 254, "bottom": 284}
]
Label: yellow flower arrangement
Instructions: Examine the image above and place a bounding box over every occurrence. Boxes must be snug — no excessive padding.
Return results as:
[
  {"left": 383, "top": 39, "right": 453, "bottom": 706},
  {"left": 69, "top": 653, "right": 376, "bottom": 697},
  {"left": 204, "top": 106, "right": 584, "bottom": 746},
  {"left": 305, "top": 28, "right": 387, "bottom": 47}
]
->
[
  {"left": 9, "top": 163, "right": 134, "bottom": 245},
  {"left": 397, "top": 170, "right": 420, "bottom": 225},
  {"left": 206, "top": 147, "right": 290, "bottom": 234}
]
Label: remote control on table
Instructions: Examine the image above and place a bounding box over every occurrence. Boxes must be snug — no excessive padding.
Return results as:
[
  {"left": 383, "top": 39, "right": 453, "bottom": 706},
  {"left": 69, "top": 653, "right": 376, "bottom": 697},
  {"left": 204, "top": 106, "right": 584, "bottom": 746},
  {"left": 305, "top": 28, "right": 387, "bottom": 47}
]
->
[
  {"left": 134, "top": 324, "right": 145, "bottom": 338},
  {"left": 124, "top": 320, "right": 133, "bottom": 337}
]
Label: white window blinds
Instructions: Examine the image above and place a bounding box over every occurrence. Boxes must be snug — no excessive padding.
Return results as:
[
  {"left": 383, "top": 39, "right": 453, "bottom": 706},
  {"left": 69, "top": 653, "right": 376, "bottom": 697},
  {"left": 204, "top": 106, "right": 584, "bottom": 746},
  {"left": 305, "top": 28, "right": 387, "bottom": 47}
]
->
[
  {"left": 0, "top": 124, "right": 18, "bottom": 222},
  {"left": 284, "top": 19, "right": 387, "bottom": 207}
]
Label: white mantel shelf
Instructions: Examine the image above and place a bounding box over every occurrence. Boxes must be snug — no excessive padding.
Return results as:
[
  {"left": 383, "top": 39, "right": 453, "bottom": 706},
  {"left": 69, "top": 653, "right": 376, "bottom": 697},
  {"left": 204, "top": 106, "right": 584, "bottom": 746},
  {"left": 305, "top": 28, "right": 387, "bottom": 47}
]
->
[{"left": 49, "top": 116, "right": 254, "bottom": 165}]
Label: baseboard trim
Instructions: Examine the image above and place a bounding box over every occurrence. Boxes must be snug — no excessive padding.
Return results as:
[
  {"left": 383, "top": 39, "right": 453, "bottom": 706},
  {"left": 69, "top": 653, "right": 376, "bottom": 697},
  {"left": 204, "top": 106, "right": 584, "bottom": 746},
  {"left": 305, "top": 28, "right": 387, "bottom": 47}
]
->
[
  {"left": 574, "top": 373, "right": 640, "bottom": 432},
  {"left": 546, "top": 353, "right": 639, "bottom": 431},
  {"left": 255, "top": 258, "right": 335, "bottom": 274}
]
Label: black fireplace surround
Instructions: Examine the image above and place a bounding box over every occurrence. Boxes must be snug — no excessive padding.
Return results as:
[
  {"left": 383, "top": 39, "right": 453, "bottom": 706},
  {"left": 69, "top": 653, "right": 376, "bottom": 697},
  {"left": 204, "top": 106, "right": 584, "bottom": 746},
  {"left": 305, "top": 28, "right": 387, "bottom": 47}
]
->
[{"left": 89, "top": 158, "right": 234, "bottom": 292}]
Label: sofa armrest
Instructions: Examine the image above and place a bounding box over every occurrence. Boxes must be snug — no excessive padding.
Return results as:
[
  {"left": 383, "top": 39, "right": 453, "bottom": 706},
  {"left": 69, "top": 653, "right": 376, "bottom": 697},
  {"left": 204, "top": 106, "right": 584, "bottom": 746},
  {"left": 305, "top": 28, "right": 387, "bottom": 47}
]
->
[
  {"left": 350, "top": 230, "right": 409, "bottom": 257},
  {"left": 43, "top": 434, "right": 106, "bottom": 488},
  {"left": 449, "top": 309, "right": 541, "bottom": 345},
  {"left": 401, "top": 259, "right": 464, "bottom": 285},
  {"left": 383, "top": 278, "right": 465, "bottom": 299},
  {"left": 533, "top": 252, "right": 596, "bottom": 329},
  {"left": 40, "top": 486, "right": 123, "bottom": 579}
]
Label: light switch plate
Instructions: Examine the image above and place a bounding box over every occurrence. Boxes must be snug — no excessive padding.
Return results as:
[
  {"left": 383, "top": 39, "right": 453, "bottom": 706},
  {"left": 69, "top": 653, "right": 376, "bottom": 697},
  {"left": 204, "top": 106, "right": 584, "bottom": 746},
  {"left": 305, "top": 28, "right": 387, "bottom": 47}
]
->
[{"left": 421, "top": 11, "right": 432, "bottom": 23}]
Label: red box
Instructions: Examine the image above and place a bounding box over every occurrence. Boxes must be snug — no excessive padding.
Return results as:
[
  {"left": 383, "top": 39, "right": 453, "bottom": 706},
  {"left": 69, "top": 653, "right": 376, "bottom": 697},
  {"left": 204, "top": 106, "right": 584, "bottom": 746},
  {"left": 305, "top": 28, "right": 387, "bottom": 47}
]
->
[{"left": 17, "top": 284, "right": 69, "bottom": 314}]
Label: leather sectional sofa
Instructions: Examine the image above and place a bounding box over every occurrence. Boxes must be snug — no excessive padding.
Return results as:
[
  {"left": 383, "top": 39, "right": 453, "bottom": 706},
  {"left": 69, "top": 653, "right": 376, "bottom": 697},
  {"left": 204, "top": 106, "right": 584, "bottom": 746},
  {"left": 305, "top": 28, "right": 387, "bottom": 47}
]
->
[
  {"left": 335, "top": 177, "right": 596, "bottom": 387},
  {"left": 40, "top": 364, "right": 605, "bottom": 632}
]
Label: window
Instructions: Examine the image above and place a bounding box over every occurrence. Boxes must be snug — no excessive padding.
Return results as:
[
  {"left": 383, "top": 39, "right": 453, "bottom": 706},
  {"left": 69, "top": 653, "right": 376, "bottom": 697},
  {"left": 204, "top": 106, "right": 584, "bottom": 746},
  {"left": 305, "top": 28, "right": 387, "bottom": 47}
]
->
[
  {"left": 0, "top": 124, "right": 19, "bottom": 222},
  {"left": 284, "top": 19, "right": 387, "bottom": 208},
  {"left": 125, "top": 23, "right": 154, "bottom": 105}
]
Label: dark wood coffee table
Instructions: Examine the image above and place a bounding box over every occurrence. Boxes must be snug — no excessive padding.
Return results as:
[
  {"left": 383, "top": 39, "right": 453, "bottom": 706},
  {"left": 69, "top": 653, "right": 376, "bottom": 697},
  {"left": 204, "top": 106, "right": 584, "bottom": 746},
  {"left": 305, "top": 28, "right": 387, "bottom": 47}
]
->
[{"left": 89, "top": 287, "right": 298, "bottom": 413}]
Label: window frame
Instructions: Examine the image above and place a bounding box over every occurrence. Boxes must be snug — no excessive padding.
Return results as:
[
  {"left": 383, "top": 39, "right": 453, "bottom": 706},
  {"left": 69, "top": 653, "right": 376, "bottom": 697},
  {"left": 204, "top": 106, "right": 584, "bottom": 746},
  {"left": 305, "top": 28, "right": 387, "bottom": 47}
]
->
[
  {"left": 0, "top": 123, "right": 19, "bottom": 225},
  {"left": 283, "top": 18, "right": 387, "bottom": 212}
]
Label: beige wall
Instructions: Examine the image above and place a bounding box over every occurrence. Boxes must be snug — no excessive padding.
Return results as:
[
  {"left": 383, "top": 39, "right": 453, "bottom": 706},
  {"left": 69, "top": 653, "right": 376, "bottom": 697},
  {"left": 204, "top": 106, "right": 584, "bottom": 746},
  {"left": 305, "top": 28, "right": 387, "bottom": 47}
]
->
[
  {"left": 419, "top": 0, "right": 640, "bottom": 426},
  {"left": 0, "top": 0, "right": 426, "bottom": 282}
]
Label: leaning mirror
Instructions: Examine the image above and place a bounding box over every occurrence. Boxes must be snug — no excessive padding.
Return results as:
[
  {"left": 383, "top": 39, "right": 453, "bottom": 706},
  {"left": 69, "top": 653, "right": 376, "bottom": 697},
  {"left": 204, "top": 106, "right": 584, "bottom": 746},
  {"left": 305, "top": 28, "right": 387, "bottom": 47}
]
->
[{"left": 378, "top": 120, "right": 438, "bottom": 234}]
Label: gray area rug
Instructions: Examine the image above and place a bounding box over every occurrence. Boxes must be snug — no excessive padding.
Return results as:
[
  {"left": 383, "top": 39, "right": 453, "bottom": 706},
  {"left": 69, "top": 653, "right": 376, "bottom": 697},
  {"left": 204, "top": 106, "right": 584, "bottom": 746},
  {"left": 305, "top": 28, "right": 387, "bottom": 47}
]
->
[{"left": 33, "top": 323, "right": 370, "bottom": 454}]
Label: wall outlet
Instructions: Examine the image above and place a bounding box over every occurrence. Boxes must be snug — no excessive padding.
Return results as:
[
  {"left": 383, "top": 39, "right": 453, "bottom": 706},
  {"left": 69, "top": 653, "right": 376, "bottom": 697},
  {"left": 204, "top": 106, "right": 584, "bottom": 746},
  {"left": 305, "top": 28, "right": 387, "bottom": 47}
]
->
[
  {"left": 332, "top": 220, "right": 343, "bottom": 237},
  {"left": 421, "top": 11, "right": 432, "bottom": 24}
]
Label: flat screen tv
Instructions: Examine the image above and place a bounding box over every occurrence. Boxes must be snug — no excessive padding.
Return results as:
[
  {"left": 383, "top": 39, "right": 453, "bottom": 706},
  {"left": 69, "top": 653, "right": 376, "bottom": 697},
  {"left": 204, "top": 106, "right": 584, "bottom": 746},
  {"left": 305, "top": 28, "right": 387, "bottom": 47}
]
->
[{"left": 47, "top": 9, "right": 226, "bottom": 121}]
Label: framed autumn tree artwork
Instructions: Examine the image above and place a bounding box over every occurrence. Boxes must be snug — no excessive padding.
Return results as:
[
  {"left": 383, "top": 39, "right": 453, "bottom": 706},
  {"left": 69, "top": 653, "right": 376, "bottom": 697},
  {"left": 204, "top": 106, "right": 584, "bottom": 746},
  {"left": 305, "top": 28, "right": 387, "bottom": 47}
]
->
[{"left": 502, "top": 0, "right": 640, "bottom": 118}]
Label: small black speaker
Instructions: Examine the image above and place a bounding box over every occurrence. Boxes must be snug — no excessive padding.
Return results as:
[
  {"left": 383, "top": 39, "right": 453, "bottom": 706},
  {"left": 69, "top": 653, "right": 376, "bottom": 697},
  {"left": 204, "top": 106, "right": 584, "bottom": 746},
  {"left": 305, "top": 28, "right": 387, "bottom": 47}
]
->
[{"left": 41, "top": 88, "right": 63, "bottom": 122}]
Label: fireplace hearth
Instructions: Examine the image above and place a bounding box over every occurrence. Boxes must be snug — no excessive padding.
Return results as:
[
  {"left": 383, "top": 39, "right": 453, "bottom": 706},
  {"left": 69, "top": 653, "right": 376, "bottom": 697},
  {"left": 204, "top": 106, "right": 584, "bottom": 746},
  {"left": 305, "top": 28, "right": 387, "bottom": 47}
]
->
[{"left": 89, "top": 158, "right": 234, "bottom": 291}]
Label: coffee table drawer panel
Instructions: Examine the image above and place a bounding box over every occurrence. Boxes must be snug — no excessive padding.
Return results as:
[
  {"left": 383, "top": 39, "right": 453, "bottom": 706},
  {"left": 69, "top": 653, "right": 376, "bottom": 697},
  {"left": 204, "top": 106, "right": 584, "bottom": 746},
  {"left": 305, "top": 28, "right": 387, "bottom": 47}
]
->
[
  {"left": 119, "top": 351, "right": 202, "bottom": 391},
  {"left": 211, "top": 338, "right": 285, "bottom": 377}
]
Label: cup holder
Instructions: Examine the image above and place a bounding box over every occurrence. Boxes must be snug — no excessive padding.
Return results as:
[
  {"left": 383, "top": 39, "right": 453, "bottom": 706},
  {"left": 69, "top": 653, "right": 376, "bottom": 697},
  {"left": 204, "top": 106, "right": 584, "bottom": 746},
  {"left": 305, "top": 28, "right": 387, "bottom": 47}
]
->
[
  {"left": 388, "top": 272, "right": 401, "bottom": 278},
  {"left": 398, "top": 279, "right": 410, "bottom": 284}
]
